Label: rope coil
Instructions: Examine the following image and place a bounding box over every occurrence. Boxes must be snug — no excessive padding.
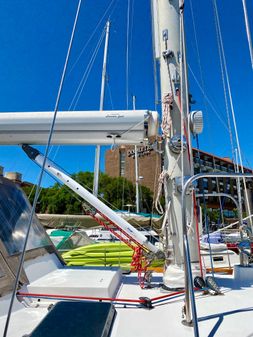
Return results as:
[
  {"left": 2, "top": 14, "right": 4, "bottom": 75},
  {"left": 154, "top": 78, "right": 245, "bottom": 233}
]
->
[
  {"left": 161, "top": 93, "right": 173, "bottom": 137},
  {"left": 155, "top": 170, "right": 169, "bottom": 214}
]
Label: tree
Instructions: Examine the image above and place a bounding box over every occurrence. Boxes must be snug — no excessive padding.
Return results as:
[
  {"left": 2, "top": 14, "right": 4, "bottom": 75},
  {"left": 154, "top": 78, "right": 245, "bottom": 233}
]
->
[{"left": 22, "top": 172, "right": 155, "bottom": 215}]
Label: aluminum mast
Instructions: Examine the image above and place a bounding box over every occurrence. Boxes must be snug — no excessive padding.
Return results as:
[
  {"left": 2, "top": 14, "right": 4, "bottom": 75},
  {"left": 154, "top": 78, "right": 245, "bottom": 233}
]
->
[
  {"left": 152, "top": 0, "right": 200, "bottom": 288},
  {"left": 93, "top": 21, "right": 110, "bottom": 197}
]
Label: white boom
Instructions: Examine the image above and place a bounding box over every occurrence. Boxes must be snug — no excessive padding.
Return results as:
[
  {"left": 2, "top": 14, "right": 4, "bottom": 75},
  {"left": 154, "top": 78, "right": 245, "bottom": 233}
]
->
[
  {"left": 22, "top": 145, "right": 159, "bottom": 254},
  {"left": 0, "top": 110, "right": 158, "bottom": 145}
]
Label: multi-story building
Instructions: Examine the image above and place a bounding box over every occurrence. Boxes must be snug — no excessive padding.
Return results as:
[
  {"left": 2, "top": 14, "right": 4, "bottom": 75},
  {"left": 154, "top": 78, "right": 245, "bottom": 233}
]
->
[
  {"left": 105, "top": 144, "right": 161, "bottom": 196},
  {"left": 105, "top": 146, "right": 253, "bottom": 214}
]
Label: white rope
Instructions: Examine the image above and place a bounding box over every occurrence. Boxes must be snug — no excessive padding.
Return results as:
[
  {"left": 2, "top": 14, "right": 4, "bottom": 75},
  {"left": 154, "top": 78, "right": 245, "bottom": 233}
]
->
[
  {"left": 155, "top": 154, "right": 182, "bottom": 215},
  {"left": 161, "top": 93, "right": 173, "bottom": 137},
  {"left": 155, "top": 169, "right": 169, "bottom": 214},
  {"left": 161, "top": 200, "right": 171, "bottom": 235},
  {"left": 151, "top": 140, "right": 163, "bottom": 216}
]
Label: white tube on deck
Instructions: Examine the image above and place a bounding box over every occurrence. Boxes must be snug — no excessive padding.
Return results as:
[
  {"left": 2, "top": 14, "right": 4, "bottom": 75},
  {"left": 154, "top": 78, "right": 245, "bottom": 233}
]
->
[{"left": 0, "top": 110, "right": 158, "bottom": 145}]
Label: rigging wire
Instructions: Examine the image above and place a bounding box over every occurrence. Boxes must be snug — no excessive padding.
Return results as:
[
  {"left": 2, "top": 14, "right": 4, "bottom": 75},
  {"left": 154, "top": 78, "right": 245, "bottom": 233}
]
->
[
  {"left": 188, "top": 65, "right": 230, "bottom": 132},
  {"left": 212, "top": 0, "right": 236, "bottom": 219},
  {"left": 67, "top": 0, "right": 117, "bottom": 76},
  {"left": 189, "top": 0, "right": 216, "bottom": 154},
  {"left": 213, "top": 0, "right": 253, "bottom": 228},
  {"left": 106, "top": 81, "right": 115, "bottom": 110},
  {"left": 69, "top": 28, "right": 106, "bottom": 110},
  {"left": 150, "top": 0, "right": 159, "bottom": 110},
  {"left": 179, "top": 5, "right": 200, "bottom": 335},
  {"left": 212, "top": 0, "right": 235, "bottom": 163},
  {"left": 126, "top": 0, "right": 131, "bottom": 109},
  {"left": 189, "top": 0, "right": 207, "bottom": 112},
  {"left": 27, "top": 146, "right": 60, "bottom": 201},
  {"left": 189, "top": 0, "right": 222, "bottom": 227},
  {"left": 179, "top": 10, "right": 184, "bottom": 194},
  {"left": 242, "top": 0, "right": 253, "bottom": 69},
  {"left": 3, "top": 2, "right": 83, "bottom": 337},
  {"left": 28, "top": 25, "right": 107, "bottom": 201}
]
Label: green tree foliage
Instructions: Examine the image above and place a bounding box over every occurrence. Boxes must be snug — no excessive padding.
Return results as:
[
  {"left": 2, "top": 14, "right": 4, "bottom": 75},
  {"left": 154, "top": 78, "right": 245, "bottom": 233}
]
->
[{"left": 22, "top": 172, "right": 154, "bottom": 215}]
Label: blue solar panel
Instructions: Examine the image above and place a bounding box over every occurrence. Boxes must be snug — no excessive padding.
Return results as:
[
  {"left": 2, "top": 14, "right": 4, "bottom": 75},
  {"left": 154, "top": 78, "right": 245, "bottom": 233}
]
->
[{"left": 30, "top": 301, "right": 116, "bottom": 337}]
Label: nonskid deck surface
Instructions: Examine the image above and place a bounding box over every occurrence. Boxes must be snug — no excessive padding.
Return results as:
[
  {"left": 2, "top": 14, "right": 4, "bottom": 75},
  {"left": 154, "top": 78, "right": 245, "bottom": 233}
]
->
[
  {"left": 0, "top": 305, "right": 48, "bottom": 337},
  {"left": 111, "top": 272, "right": 253, "bottom": 337}
]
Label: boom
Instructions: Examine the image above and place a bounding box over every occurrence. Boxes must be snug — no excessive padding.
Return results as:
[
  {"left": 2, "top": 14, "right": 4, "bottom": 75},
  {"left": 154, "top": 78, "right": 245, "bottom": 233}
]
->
[{"left": 22, "top": 145, "right": 160, "bottom": 255}]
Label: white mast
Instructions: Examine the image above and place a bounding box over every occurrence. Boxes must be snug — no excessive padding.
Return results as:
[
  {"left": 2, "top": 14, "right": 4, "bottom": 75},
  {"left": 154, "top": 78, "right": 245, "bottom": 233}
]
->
[
  {"left": 152, "top": 0, "right": 200, "bottom": 288},
  {"left": 93, "top": 21, "right": 110, "bottom": 197}
]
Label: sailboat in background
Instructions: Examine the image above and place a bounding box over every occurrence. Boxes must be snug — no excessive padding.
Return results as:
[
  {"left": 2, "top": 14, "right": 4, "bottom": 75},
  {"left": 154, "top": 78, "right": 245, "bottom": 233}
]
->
[{"left": 1, "top": 1, "right": 253, "bottom": 337}]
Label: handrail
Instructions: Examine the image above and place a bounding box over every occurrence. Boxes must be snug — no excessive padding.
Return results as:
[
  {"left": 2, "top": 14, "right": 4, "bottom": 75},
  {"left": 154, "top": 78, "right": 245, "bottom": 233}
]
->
[
  {"left": 182, "top": 172, "right": 253, "bottom": 329},
  {"left": 195, "top": 192, "right": 240, "bottom": 214},
  {"left": 195, "top": 192, "right": 243, "bottom": 264},
  {"left": 215, "top": 213, "right": 253, "bottom": 233}
]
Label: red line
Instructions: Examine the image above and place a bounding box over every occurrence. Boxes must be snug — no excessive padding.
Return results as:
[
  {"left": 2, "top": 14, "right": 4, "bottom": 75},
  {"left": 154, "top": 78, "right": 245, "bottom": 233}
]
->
[
  {"left": 17, "top": 289, "right": 191, "bottom": 304},
  {"left": 17, "top": 292, "right": 145, "bottom": 304},
  {"left": 151, "top": 290, "right": 185, "bottom": 301}
]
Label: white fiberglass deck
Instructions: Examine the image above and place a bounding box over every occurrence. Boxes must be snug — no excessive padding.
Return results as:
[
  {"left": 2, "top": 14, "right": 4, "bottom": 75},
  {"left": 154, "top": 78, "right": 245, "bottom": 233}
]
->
[
  {"left": 0, "top": 306, "right": 48, "bottom": 337},
  {"left": 111, "top": 270, "right": 253, "bottom": 337},
  {"left": 2, "top": 267, "right": 253, "bottom": 337}
]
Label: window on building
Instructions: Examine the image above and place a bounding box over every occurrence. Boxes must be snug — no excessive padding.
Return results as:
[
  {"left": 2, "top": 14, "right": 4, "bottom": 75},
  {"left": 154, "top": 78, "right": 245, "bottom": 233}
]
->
[
  {"left": 120, "top": 151, "right": 126, "bottom": 176},
  {"left": 203, "top": 178, "right": 208, "bottom": 189}
]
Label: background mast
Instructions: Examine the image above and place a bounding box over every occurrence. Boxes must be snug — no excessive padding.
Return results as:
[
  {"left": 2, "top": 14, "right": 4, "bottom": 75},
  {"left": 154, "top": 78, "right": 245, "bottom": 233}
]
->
[{"left": 93, "top": 21, "right": 110, "bottom": 197}]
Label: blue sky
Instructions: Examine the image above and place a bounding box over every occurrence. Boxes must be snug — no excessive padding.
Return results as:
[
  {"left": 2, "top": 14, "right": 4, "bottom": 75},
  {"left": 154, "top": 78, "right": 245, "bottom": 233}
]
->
[{"left": 0, "top": 0, "right": 252, "bottom": 186}]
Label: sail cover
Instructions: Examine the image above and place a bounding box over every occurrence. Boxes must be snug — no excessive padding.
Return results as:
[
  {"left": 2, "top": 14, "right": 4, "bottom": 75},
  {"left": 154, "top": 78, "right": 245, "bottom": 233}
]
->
[{"left": 0, "top": 110, "right": 158, "bottom": 145}]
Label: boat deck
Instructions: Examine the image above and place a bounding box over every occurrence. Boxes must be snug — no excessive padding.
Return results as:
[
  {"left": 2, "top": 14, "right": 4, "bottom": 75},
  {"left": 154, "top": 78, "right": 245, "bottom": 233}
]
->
[
  {"left": 111, "top": 270, "right": 253, "bottom": 337},
  {"left": 1, "top": 267, "right": 253, "bottom": 337}
]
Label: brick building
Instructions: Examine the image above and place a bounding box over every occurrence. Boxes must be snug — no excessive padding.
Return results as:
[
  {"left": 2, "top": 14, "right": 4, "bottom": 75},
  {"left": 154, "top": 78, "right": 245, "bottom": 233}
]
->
[
  {"left": 105, "top": 146, "right": 253, "bottom": 213},
  {"left": 105, "top": 145, "right": 161, "bottom": 196}
]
